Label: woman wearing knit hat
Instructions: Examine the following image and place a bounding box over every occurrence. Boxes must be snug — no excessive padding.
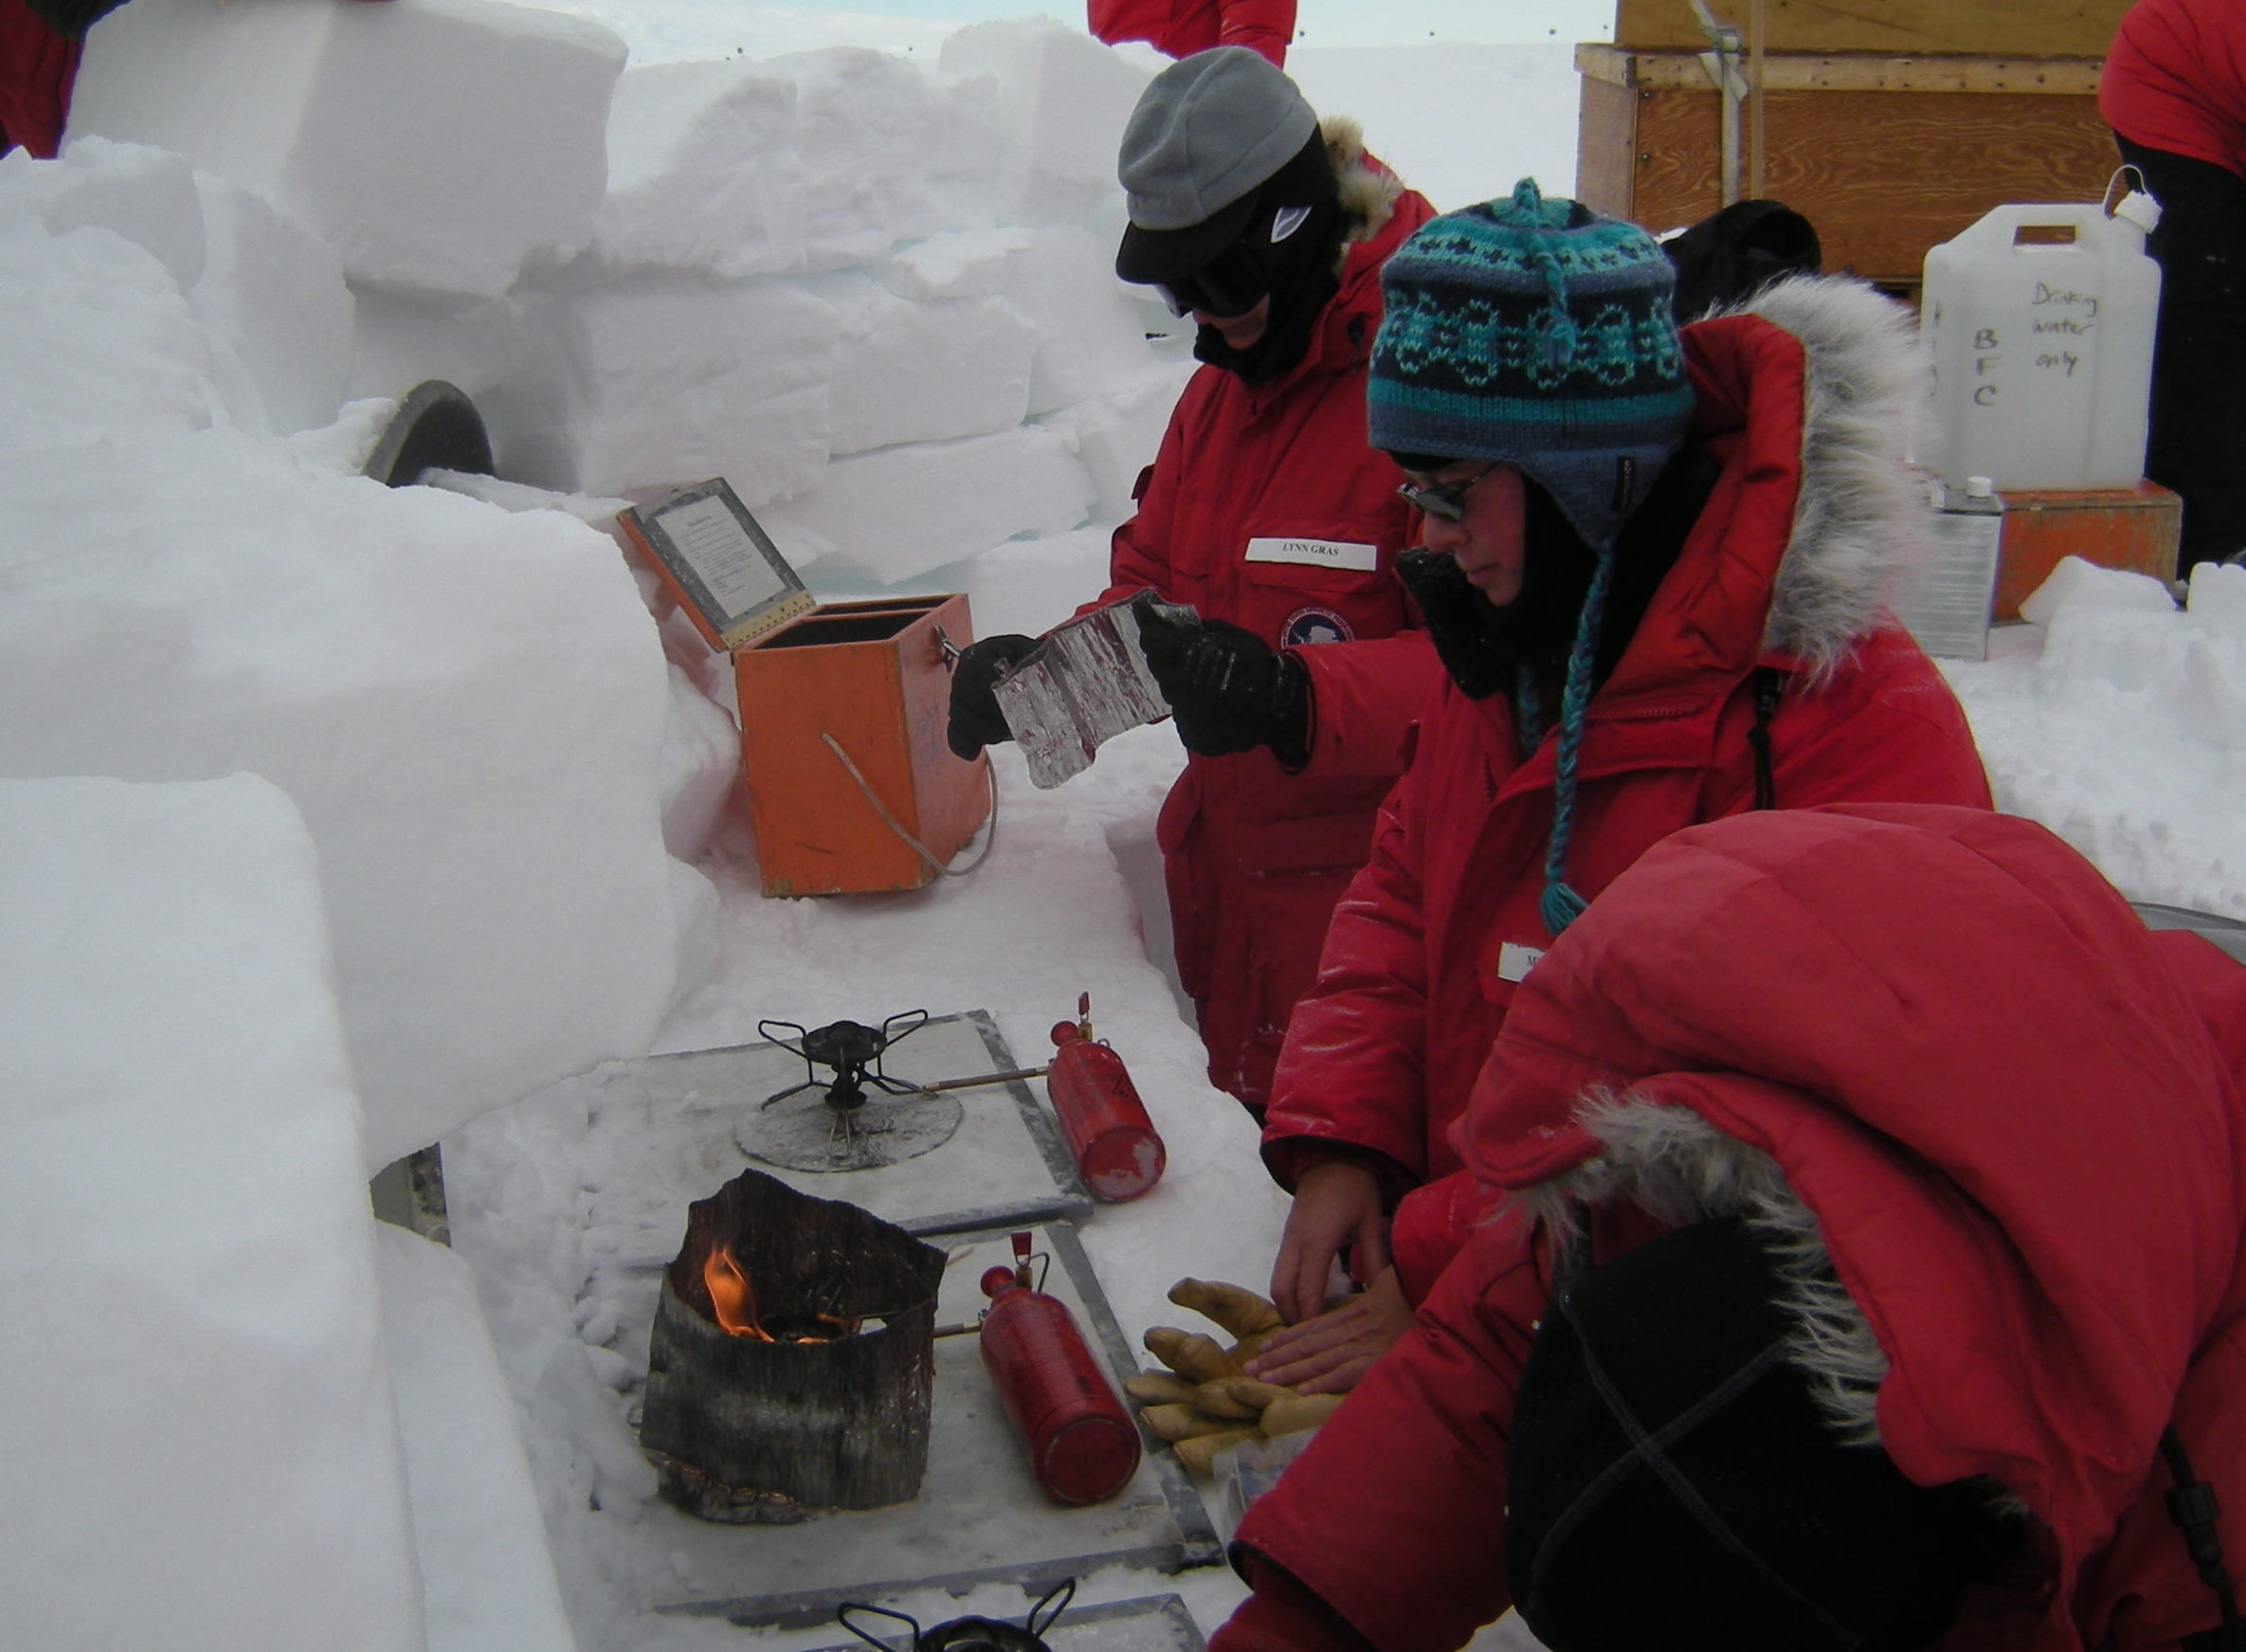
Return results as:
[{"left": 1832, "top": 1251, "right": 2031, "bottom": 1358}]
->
[
  {"left": 1245, "top": 181, "right": 1991, "bottom": 1382},
  {"left": 948, "top": 47, "right": 1442, "bottom": 1116},
  {"left": 1217, "top": 803, "right": 2246, "bottom": 1652}
]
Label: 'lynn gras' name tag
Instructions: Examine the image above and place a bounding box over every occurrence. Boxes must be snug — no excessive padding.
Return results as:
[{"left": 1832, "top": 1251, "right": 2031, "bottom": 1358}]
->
[{"left": 1245, "top": 536, "right": 1378, "bottom": 572}]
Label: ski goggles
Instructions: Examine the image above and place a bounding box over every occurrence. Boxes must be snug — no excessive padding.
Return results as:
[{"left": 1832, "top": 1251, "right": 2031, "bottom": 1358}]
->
[
  {"left": 1154, "top": 240, "right": 1270, "bottom": 320},
  {"left": 1396, "top": 463, "right": 1500, "bottom": 522}
]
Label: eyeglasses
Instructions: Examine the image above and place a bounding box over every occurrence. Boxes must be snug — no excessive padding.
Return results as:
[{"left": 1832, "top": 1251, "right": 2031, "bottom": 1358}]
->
[
  {"left": 1154, "top": 240, "right": 1269, "bottom": 320},
  {"left": 1396, "top": 463, "right": 1499, "bottom": 522}
]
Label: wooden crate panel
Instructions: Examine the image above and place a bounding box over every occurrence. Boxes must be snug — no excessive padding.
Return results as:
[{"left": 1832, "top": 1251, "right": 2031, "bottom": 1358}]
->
[
  {"left": 1995, "top": 482, "right": 2180, "bottom": 621},
  {"left": 1612, "top": 0, "right": 2129, "bottom": 60},
  {"left": 1579, "top": 78, "right": 2122, "bottom": 285}
]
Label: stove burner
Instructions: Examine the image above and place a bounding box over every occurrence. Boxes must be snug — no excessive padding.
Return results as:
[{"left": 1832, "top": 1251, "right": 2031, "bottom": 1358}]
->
[{"left": 737, "top": 1010, "right": 963, "bottom": 1172}]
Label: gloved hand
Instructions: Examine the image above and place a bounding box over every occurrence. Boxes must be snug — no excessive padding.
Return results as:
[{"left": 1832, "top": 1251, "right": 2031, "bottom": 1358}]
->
[
  {"left": 946, "top": 633, "right": 1039, "bottom": 760},
  {"left": 1134, "top": 609, "right": 1311, "bottom": 763},
  {"left": 1127, "top": 1278, "right": 1344, "bottom": 1473}
]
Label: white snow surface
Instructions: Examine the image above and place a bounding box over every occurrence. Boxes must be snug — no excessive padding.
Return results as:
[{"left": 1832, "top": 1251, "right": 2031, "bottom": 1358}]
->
[{"left": 4, "top": 4, "right": 2244, "bottom": 1651}]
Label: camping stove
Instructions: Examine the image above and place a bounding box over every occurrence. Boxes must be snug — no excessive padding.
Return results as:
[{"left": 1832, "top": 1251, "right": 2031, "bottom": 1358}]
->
[{"left": 739, "top": 1010, "right": 965, "bottom": 1172}]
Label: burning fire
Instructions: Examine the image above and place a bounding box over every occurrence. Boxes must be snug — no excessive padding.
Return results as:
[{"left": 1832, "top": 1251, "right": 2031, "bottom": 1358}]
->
[
  {"left": 703, "top": 1244, "right": 775, "bottom": 1341},
  {"left": 702, "top": 1244, "right": 854, "bottom": 1342}
]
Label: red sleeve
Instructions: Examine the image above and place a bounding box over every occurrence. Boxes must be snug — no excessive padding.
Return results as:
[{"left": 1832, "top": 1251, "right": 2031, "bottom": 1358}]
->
[
  {"left": 1209, "top": 1553, "right": 1370, "bottom": 1652},
  {"left": 1216, "top": 0, "right": 1295, "bottom": 65},
  {"left": 1386, "top": 1169, "right": 1497, "bottom": 1305},
  {"left": 1289, "top": 630, "right": 1442, "bottom": 785},
  {"left": 1229, "top": 1217, "right": 1549, "bottom": 1652}
]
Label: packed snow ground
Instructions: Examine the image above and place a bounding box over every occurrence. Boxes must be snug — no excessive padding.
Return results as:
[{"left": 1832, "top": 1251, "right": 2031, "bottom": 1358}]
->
[{"left": 3, "top": 3, "right": 2243, "bottom": 1651}]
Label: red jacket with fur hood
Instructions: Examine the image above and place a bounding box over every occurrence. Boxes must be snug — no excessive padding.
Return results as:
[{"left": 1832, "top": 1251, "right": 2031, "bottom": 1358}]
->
[
  {"left": 1259, "top": 278, "right": 1993, "bottom": 1289},
  {"left": 1088, "top": 123, "right": 1438, "bottom": 1108},
  {"left": 1223, "top": 803, "right": 2246, "bottom": 1652}
]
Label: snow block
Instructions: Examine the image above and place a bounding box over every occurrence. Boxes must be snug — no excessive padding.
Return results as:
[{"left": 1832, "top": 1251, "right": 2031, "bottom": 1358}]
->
[
  {"left": 878, "top": 225, "right": 1153, "bottom": 418},
  {"left": 593, "top": 59, "right": 808, "bottom": 279},
  {"left": 190, "top": 172, "right": 354, "bottom": 438},
  {"left": 496, "top": 273, "right": 840, "bottom": 503},
  {"left": 3, "top": 134, "right": 205, "bottom": 289},
  {"left": 0, "top": 774, "right": 423, "bottom": 1652},
  {"left": 1040, "top": 359, "right": 1195, "bottom": 520},
  {"left": 1009, "top": 226, "right": 1157, "bottom": 414},
  {"left": 763, "top": 424, "right": 1096, "bottom": 585},
  {"left": 0, "top": 417, "right": 681, "bottom": 1170},
  {"left": 939, "top": 20, "right": 1153, "bottom": 227},
  {"left": 2019, "top": 554, "right": 2181, "bottom": 628},
  {"left": 376, "top": 1224, "right": 580, "bottom": 1652},
  {"left": 816, "top": 271, "right": 1035, "bottom": 454},
  {"left": 879, "top": 227, "right": 1041, "bottom": 301},
  {"left": 0, "top": 192, "right": 219, "bottom": 442},
  {"left": 69, "top": 0, "right": 626, "bottom": 301},
  {"left": 774, "top": 45, "right": 1002, "bottom": 272},
  {"left": 346, "top": 288, "right": 516, "bottom": 408}
]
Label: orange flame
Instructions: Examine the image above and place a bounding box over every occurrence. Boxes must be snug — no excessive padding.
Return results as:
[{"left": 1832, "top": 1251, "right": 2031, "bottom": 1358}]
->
[{"left": 703, "top": 1244, "right": 774, "bottom": 1341}]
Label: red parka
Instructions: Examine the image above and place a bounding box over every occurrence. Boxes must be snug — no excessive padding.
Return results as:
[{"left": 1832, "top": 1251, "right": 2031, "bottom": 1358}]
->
[
  {"left": 1259, "top": 277, "right": 1993, "bottom": 1284},
  {"left": 2100, "top": 0, "right": 2246, "bottom": 182},
  {"left": 1090, "top": 127, "right": 1440, "bottom": 1109},
  {"left": 0, "top": 0, "right": 79, "bottom": 159},
  {"left": 1223, "top": 802, "right": 2246, "bottom": 1652},
  {"left": 1087, "top": 0, "right": 1295, "bottom": 67}
]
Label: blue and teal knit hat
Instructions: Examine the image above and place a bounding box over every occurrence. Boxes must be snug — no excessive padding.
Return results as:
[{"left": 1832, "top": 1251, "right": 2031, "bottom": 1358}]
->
[{"left": 1368, "top": 179, "right": 1694, "bottom": 550}]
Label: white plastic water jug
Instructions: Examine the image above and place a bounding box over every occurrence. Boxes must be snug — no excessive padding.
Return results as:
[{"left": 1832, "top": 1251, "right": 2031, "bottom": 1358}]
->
[{"left": 1921, "top": 193, "right": 2162, "bottom": 491}]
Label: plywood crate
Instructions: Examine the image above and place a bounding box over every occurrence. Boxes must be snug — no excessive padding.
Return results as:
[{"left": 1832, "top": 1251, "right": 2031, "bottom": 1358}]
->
[
  {"left": 1612, "top": 0, "right": 2131, "bottom": 59},
  {"left": 1996, "top": 481, "right": 2181, "bottom": 621},
  {"left": 1576, "top": 45, "right": 2121, "bottom": 289},
  {"left": 732, "top": 593, "right": 990, "bottom": 899}
]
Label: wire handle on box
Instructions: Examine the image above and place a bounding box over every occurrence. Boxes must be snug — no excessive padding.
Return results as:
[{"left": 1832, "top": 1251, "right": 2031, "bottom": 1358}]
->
[{"left": 820, "top": 731, "right": 998, "bottom": 878}]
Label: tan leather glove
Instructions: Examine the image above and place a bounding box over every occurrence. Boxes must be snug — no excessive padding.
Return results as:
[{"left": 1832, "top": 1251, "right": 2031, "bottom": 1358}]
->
[{"left": 1129, "top": 1279, "right": 1345, "bottom": 1472}]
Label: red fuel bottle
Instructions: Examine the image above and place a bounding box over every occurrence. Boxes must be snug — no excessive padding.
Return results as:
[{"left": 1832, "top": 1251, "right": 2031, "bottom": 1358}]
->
[
  {"left": 1045, "top": 994, "right": 1166, "bottom": 1202},
  {"left": 978, "top": 1237, "right": 1141, "bottom": 1506}
]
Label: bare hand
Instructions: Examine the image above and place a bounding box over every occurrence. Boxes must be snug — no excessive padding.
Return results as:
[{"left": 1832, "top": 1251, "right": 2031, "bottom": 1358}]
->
[
  {"left": 1242, "top": 1268, "right": 1413, "bottom": 1395},
  {"left": 1269, "top": 1160, "right": 1389, "bottom": 1323}
]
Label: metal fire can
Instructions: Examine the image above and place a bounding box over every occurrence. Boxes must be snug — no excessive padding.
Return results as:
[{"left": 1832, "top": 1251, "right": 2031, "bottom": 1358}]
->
[
  {"left": 1045, "top": 996, "right": 1165, "bottom": 1202},
  {"left": 978, "top": 1257, "right": 1141, "bottom": 1506}
]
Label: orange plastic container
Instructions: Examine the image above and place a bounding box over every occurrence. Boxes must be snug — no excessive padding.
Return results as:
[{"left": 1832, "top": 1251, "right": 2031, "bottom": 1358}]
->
[{"left": 731, "top": 594, "right": 990, "bottom": 898}]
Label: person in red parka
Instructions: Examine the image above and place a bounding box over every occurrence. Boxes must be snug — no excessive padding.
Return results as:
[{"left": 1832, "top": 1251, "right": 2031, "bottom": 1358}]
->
[
  {"left": 1216, "top": 801, "right": 2246, "bottom": 1652},
  {"left": 0, "top": 0, "right": 119, "bottom": 159},
  {"left": 2099, "top": 0, "right": 2246, "bottom": 572},
  {"left": 1087, "top": 0, "right": 1295, "bottom": 68},
  {"left": 948, "top": 47, "right": 1440, "bottom": 1114},
  {"left": 1241, "top": 184, "right": 1990, "bottom": 1378}
]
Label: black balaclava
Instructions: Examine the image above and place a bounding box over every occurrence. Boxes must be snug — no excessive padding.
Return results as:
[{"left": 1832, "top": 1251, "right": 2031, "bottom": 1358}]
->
[{"left": 1192, "top": 132, "right": 1347, "bottom": 385}]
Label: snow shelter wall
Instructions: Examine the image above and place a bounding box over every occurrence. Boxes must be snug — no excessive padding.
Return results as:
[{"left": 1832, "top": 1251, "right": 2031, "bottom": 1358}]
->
[{"left": 0, "top": 774, "right": 425, "bottom": 1652}]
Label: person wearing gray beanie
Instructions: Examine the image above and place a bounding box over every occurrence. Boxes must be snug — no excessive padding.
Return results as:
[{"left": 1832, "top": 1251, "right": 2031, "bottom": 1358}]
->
[
  {"left": 947, "top": 48, "right": 1445, "bottom": 1117},
  {"left": 1245, "top": 181, "right": 1992, "bottom": 1376}
]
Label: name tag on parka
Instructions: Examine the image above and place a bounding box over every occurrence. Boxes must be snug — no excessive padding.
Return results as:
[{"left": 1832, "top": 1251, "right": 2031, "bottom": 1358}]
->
[{"left": 1244, "top": 536, "right": 1378, "bottom": 572}]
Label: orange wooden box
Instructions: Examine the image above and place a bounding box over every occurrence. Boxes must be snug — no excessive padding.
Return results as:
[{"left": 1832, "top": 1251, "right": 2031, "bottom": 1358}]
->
[
  {"left": 615, "top": 480, "right": 988, "bottom": 899},
  {"left": 731, "top": 594, "right": 989, "bottom": 899},
  {"left": 1995, "top": 481, "right": 2181, "bottom": 621}
]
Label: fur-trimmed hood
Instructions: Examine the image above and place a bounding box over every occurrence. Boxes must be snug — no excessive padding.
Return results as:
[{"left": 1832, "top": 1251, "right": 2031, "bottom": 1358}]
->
[
  {"left": 1324, "top": 114, "right": 1404, "bottom": 256},
  {"left": 1619, "top": 276, "right": 1934, "bottom": 687},
  {"left": 1462, "top": 802, "right": 2246, "bottom": 1648}
]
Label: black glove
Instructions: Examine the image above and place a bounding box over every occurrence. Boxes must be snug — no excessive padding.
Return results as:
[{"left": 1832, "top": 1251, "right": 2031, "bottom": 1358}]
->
[
  {"left": 946, "top": 633, "right": 1039, "bottom": 759},
  {"left": 1134, "top": 608, "right": 1311, "bottom": 763}
]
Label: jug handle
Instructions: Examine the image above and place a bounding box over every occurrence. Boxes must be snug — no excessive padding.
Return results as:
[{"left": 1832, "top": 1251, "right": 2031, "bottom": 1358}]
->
[{"left": 2104, "top": 164, "right": 2163, "bottom": 234}]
